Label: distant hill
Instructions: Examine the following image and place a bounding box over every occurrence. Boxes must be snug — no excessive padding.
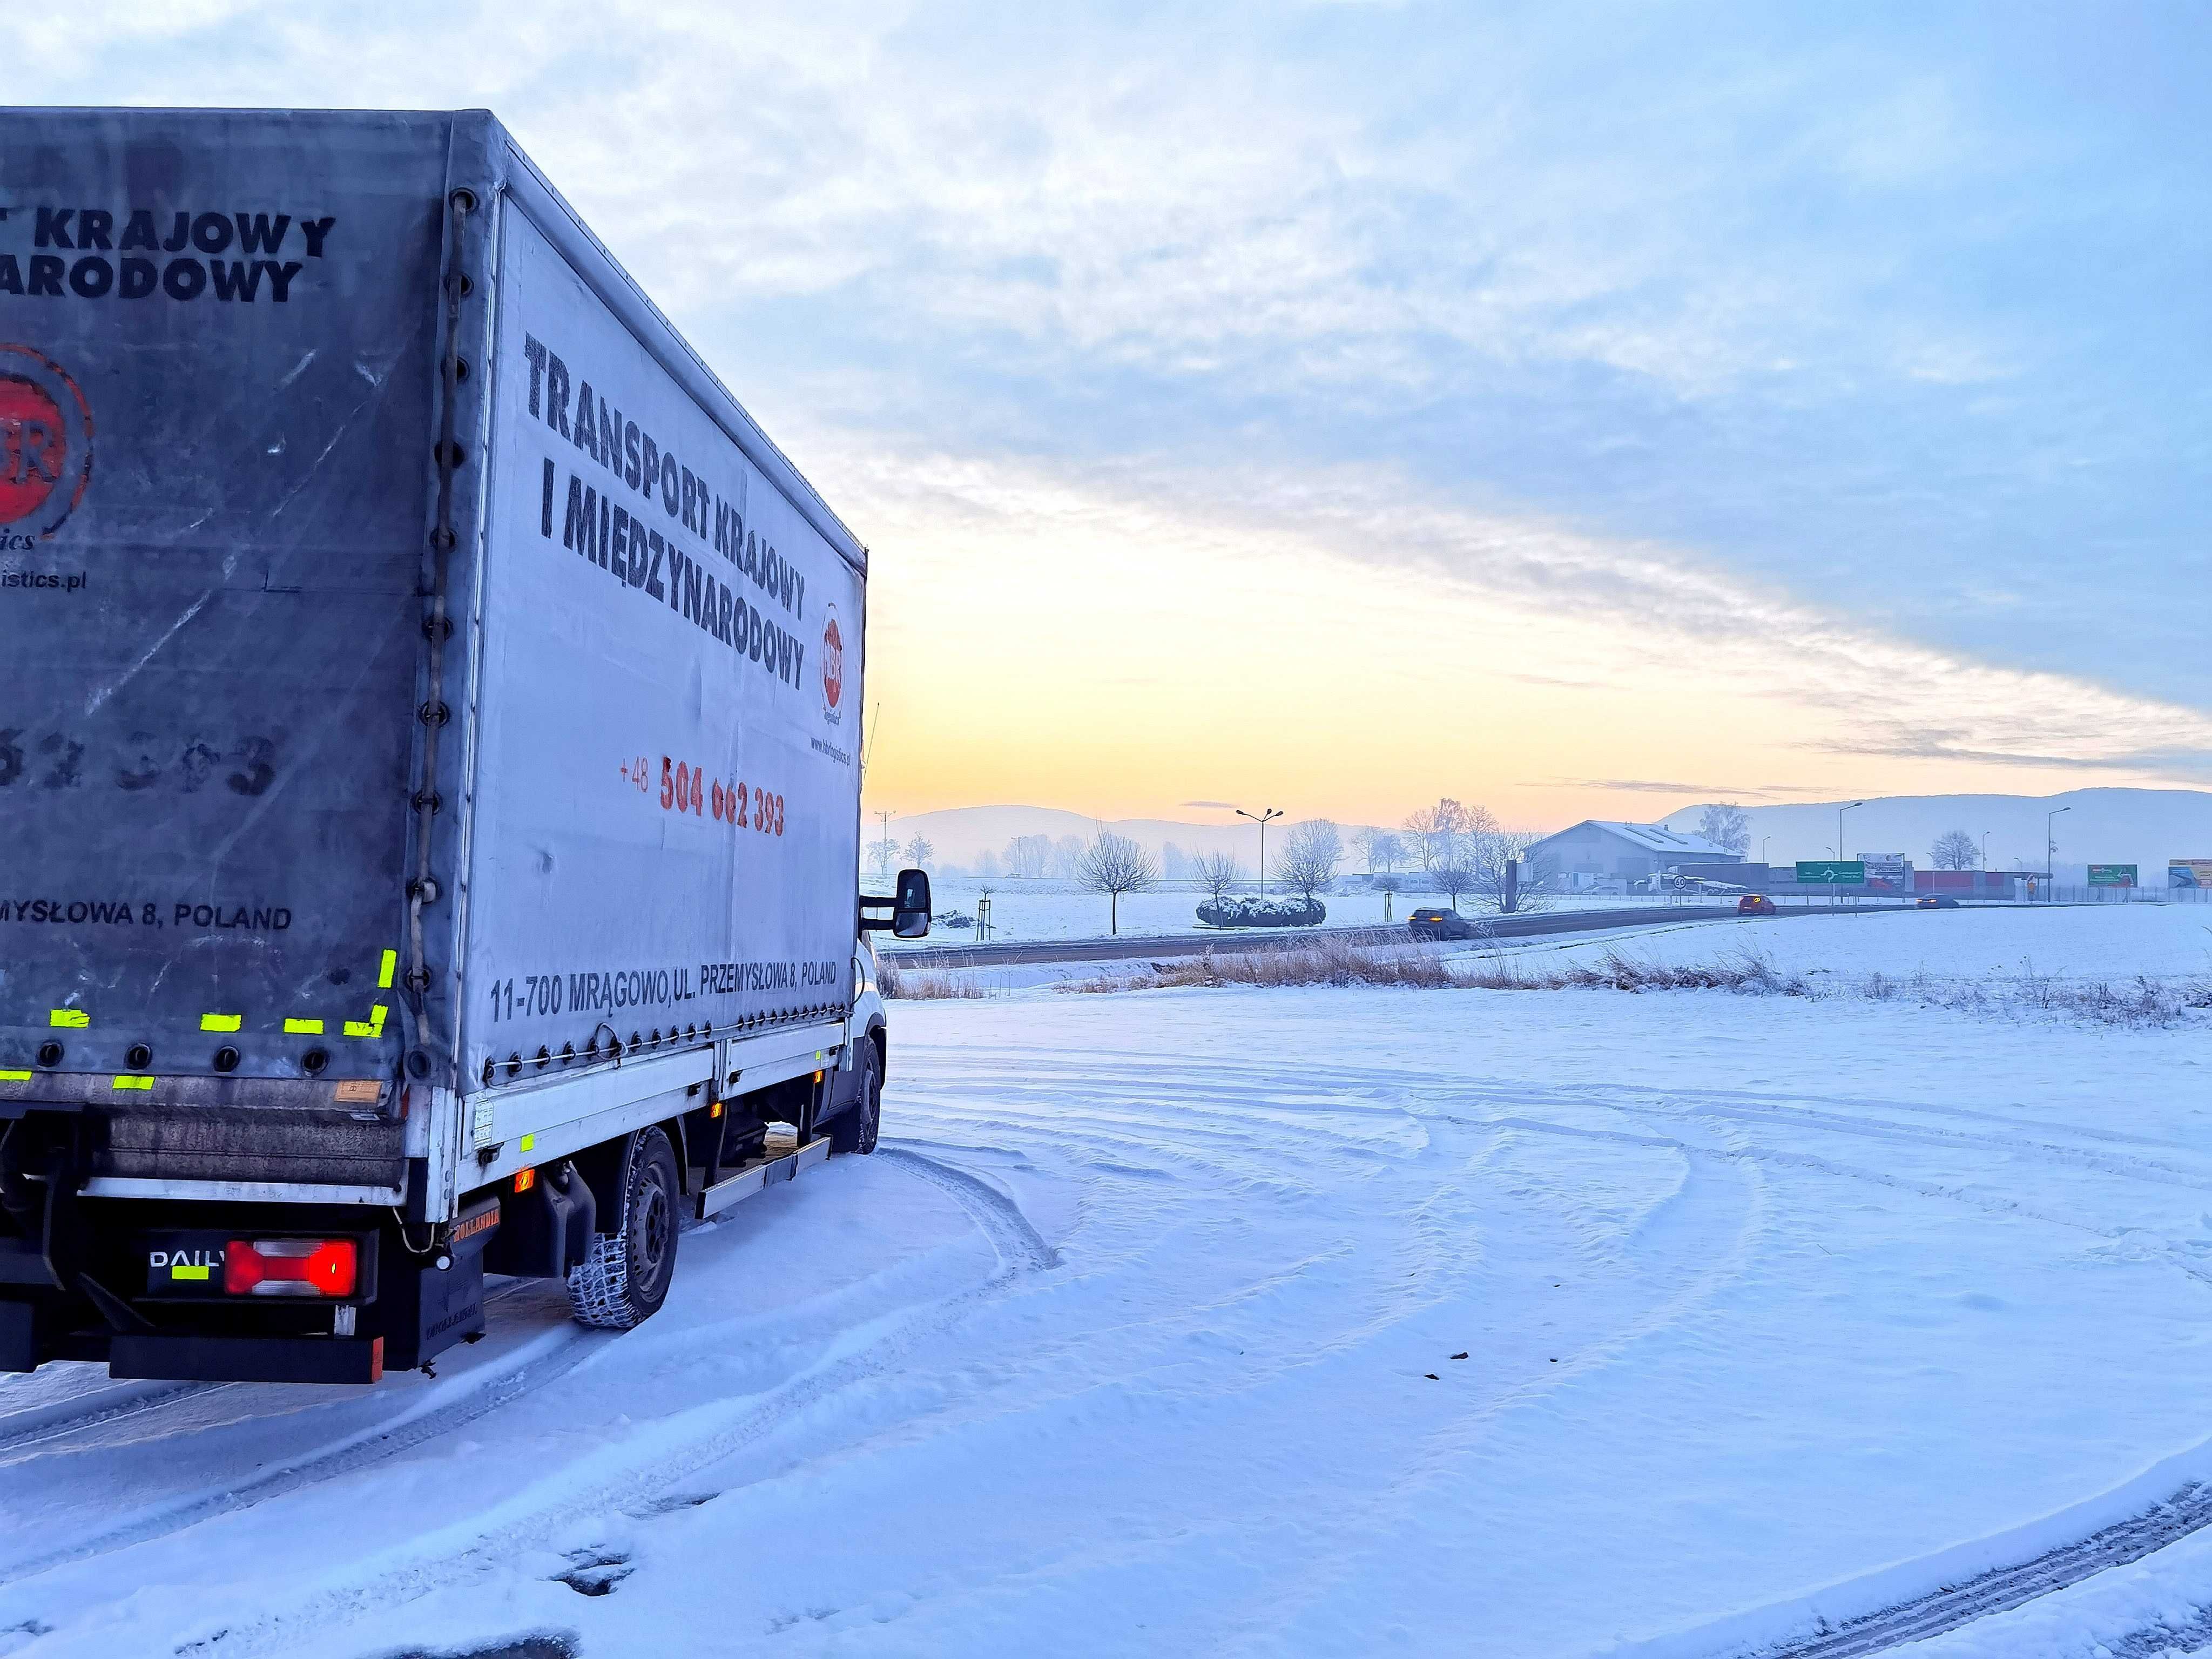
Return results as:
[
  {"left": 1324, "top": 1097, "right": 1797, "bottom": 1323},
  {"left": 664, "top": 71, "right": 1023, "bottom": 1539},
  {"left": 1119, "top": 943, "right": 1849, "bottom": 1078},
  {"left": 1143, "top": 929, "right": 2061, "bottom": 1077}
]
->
[
  {"left": 1654, "top": 788, "right": 2212, "bottom": 884},
  {"left": 882, "top": 788, "right": 2212, "bottom": 885},
  {"left": 878, "top": 805, "right": 1279, "bottom": 867}
]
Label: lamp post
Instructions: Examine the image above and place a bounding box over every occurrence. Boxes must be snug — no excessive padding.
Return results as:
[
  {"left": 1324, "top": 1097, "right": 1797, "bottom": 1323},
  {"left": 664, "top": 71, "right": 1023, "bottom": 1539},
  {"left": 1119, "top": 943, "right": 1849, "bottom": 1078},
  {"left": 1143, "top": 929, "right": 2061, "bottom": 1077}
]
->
[
  {"left": 1838, "top": 800, "right": 1865, "bottom": 908},
  {"left": 876, "top": 807, "right": 898, "bottom": 880},
  {"left": 2046, "top": 805, "right": 2070, "bottom": 902},
  {"left": 1235, "top": 807, "right": 1283, "bottom": 895}
]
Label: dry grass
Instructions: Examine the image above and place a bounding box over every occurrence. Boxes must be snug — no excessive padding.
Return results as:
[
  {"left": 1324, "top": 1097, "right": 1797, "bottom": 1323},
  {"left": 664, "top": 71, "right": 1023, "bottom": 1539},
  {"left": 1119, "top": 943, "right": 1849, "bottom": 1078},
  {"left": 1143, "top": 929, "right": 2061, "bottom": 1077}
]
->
[
  {"left": 876, "top": 962, "right": 992, "bottom": 1000},
  {"left": 1058, "top": 939, "right": 2211, "bottom": 1028}
]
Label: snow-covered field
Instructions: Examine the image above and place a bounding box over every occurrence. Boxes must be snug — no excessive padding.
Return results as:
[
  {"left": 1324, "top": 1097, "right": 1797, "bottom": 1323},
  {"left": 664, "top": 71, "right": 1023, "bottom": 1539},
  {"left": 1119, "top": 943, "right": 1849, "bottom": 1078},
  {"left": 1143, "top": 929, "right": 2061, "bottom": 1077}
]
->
[
  {"left": 1485, "top": 901, "right": 2212, "bottom": 985},
  {"left": 4, "top": 907, "right": 2211, "bottom": 1657}
]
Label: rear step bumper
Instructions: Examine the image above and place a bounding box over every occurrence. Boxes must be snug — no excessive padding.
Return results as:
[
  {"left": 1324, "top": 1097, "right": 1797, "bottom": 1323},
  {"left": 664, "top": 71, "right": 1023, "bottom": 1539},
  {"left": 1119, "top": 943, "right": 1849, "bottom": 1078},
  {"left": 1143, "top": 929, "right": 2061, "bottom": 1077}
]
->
[
  {"left": 696, "top": 1137, "right": 832, "bottom": 1220},
  {"left": 110, "top": 1333, "right": 386, "bottom": 1385}
]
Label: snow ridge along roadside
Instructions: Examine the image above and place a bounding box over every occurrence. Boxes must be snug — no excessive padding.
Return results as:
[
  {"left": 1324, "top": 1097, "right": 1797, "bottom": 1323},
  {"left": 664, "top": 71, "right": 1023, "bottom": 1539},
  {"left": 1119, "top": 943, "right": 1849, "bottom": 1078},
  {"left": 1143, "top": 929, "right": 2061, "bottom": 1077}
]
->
[{"left": 1755, "top": 1480, "right": 2212, "bottom": 1657}]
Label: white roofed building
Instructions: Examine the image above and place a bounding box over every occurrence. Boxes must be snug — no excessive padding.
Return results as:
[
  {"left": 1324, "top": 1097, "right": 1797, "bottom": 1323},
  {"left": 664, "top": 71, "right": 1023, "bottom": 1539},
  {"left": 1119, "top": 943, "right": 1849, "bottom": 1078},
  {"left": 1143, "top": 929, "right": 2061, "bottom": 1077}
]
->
[{"left": 1525, "top": 820, "right": 1743, "bottom": 885}]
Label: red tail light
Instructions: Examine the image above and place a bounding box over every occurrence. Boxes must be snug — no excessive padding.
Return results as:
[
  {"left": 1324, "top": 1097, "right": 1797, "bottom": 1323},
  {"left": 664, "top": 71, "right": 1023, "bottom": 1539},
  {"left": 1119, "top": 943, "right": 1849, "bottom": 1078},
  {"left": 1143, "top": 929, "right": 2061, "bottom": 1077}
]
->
[{"left": 225, "top": 1238, "right": 358, "bottom": 1298}]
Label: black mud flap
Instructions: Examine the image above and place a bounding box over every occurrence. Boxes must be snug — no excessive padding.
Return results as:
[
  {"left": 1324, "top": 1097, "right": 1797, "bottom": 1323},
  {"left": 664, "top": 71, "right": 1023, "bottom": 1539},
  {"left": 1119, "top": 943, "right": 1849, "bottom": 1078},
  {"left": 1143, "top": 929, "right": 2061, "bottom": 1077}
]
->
[
  {"left": 110, "top": 1332, "right": 386, "bottom": 1385},
  {"left": 377, "top": 1251, "right": 485, "bottom": 1372},
  {"left": 0, "top": 1299, "right": 41, "bottom": 1372}
]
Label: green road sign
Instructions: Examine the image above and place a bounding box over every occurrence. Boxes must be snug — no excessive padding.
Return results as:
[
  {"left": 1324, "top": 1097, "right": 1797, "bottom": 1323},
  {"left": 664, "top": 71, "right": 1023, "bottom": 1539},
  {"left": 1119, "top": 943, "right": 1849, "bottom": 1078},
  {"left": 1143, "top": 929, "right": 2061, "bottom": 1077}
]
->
[
  {"left": 2087, "top": 864, "right": 2137, "bottom": 887},
  {"left": 1795, "top": 860, "right": 1865, "bottom": 884}
]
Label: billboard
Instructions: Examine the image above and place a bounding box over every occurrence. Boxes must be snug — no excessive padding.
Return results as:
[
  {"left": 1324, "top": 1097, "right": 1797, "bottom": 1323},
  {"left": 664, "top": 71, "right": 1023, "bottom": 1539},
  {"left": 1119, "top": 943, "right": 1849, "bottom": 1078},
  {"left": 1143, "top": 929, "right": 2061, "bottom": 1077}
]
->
[
  {"left": 1796, "top": 860, "right": 1865, "bottom": 884},
  {"left": 1858, "top": 853, "right": 1908, "bottom": 890},
  {"left": 2172, "top": 861, "right": 2212, "bottom": 890},
  {"left": 2087, "top": 864, "right": 2137, "bottom": 887}
]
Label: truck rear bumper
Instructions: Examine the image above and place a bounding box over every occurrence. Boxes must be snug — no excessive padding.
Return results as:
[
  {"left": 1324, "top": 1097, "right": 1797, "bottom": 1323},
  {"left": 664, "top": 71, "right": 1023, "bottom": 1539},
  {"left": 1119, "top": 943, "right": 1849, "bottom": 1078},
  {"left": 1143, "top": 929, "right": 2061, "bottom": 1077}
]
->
[{"left": 109, "top": 1332, "right": 386, "bottom": 1385}]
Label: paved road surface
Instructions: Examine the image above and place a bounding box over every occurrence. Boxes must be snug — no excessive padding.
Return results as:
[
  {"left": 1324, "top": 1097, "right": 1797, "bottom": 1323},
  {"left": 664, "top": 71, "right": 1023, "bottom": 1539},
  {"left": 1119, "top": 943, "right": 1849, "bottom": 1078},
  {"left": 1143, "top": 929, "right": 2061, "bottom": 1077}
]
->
[{"left": 881, "top": 903, "right": 1766, "bottom": 969}]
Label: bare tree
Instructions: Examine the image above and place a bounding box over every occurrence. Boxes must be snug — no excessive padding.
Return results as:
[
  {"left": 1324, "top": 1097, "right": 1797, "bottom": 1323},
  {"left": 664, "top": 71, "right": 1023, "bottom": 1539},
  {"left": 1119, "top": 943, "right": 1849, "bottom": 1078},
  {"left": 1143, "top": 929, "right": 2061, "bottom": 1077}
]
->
[
  {"left": 1351, "top": 826, "right": 1404, "bottom": 876},
  {"left": 1003, "top": 834, "right": 1052, "bottom": 879},
  {"left": 1697, "top": 803, "right": 1752, "bottom": 856},
  {"left": 1465, "top": 827, "right": 1548, "bottom": 913},
  {"left": 1075, "top": 832, "right": 1159, "bottom": 934},
  {"left": 1401, "top": 799, "right": 1470, "bottom": 873},
  {"left": 902, "top": 834, "right": 934, "bottom": 868},
  {"left": 869, "top": 834, "right": 899, "bottom": 878},
  {"left": 1930, "top": 829, "right": 1980, "bottom": 870},
  {"left": 1275, "top": 819, "right": 1344, "bottom": 902},
  {"left": 1192, "top": 849, "right": 1242, "bottom": 906},
  {"left": 1370, "top": 830, "right": 1404, "bottom": 875},
  {"left": 1160, "top": 841, "right": 1194, "bottom": 882},
  {"left": 1433, "top": 861, "right": 1474, "bottom": 910},
  {"left": 1049, "top": 834, "right": 1085, "bottom": 879}
]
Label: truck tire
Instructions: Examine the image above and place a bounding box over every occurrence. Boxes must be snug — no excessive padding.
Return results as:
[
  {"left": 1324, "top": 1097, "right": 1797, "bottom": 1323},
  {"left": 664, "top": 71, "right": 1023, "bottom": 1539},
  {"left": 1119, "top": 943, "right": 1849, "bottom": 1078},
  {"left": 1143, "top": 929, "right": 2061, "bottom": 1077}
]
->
[
  {"left": 831, "top": 1041, "right": 882, "bottom": 1155},
  {"left": 565, "top": 1127, "right": 680, "bottom": 1330}
]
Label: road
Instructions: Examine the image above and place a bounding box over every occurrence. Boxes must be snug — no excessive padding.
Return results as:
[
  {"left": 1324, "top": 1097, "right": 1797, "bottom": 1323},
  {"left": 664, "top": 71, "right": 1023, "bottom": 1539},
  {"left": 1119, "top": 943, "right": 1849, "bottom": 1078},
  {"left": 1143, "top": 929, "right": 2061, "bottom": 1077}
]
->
[{"left": 883, "top": 900, "right": 1872, "bottom": 968}]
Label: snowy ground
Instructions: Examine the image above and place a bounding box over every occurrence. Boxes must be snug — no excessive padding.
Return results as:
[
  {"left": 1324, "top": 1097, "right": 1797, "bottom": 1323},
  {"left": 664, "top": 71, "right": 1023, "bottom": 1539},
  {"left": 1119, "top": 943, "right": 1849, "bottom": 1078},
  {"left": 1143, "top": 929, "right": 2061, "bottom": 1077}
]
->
[
  {"left": 4, "top": 908, "right": 2211, "bottom": 1657},
  {"left": 1479, "top": 900, "right": 2212, "bottom": 985}
]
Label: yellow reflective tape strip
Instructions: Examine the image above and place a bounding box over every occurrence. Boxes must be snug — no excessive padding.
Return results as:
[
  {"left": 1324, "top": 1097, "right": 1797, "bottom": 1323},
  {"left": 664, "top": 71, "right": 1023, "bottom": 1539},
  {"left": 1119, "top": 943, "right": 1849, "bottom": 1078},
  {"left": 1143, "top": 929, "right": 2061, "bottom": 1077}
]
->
[
  {"left": 112, "top": 1075, "right": 154, "bottom": 1090},
  {"left": 346, "top": 1002, "right": 390, "bottom": 1039},
  {"left": 379, "top": 949, "right": 397, "bottom": 989},
  {"left": 0, "top": 1070, "right": 31, "bottom": 1083},
  {"left": 519, "top": 1133, "right": 536, "bottom": 1152},
  {"left": 200, "top": 1013, "right": 242, "bottom": 1032},
  {"left": 170, "top": 1263, "right": 210, "bottom": 1282},
  {"left": 49, "top": 1009, "right": 89, "bottom": 1028},
  {"left": 284, "top": 1017, "right": 323, "bottom": 1035}
]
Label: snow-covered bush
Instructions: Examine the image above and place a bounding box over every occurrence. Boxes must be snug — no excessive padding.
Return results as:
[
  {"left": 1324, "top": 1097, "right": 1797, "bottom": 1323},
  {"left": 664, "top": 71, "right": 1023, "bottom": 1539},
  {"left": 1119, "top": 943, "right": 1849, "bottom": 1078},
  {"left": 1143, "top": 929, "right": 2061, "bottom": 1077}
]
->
[{"left": 1196, "top": 895, "right": 1326, "bottom": 929}]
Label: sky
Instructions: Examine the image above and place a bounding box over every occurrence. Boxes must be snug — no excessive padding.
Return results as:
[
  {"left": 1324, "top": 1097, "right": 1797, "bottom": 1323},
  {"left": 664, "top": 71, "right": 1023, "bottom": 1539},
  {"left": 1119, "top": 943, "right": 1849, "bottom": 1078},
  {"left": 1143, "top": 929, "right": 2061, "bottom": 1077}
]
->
[{"left": 20, "top": 2, "right": 2211, "bottom": 830}]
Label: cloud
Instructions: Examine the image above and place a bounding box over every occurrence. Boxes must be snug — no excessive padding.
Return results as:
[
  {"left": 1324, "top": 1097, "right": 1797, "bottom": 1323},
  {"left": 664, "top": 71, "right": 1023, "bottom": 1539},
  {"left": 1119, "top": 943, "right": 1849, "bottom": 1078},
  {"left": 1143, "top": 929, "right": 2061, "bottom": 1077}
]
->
[
  {"left": 1180, "top": 801, "right": 1241, "bottom": 810},
  {"left": 16, "top": 2, "right": 2201, "bottom": 811},
  {"left": 1552, "top": 779, "right": 1788, "bottom": 799}
]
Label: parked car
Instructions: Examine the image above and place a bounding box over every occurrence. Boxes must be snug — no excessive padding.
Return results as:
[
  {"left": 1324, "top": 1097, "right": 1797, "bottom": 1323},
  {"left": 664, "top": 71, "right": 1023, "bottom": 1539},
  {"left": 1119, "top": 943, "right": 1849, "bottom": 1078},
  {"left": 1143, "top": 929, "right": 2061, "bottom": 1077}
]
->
[
  {"left": 1737, "top": 894, "right": 1777, "bottom": 916},
  {"left": 1409, "top": 907, "right": 1478, "bottom": 941},
  {"left": 1917, "top": 894, "right": 1962, "bottom": 909}
]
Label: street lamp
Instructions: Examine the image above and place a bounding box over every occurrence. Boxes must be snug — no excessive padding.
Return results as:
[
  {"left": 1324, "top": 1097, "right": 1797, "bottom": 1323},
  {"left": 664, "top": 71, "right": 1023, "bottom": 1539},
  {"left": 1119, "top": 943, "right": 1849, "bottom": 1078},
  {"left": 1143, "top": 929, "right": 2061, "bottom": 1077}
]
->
[
  {"left": 2046, "top": 805, "right": 2071, "bottom": 901},
  {"left": 876, "top": 806, "right": 898, "bottom": 880},
  {"left": 1235, "top": 806, "right": 1283, "bottom": 894},
  {"left": 1838, "top": 800, "right": 1865, "bottom": 907},
  {"left": 1980, "top": 830, "right": 1991, "bottom": 867},
  {"left": 1761, "top": 834, "right": 1771, "bottom": 866}
]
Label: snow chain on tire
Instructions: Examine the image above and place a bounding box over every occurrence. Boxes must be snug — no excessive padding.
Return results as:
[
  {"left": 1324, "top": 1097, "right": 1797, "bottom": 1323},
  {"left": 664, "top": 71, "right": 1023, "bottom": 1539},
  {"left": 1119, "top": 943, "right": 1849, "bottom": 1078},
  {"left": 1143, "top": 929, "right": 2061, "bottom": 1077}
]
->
[
  {"left": 565, "top": 1127, "right": 677, "bottom": 1330},
  {"left": 564, "top": 1229, "right": 636, "bottom": 1329}
]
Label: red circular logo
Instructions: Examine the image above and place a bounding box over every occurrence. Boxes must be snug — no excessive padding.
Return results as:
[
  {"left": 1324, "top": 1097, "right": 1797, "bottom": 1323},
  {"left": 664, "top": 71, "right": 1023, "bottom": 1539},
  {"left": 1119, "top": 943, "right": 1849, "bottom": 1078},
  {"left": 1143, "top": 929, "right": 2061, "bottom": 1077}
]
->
[
  {"left": 0, "top": 346, "right": 93, "bottom": 539},
  {"left": 821, "top": 612, "right": 844, "bottom": 712}
]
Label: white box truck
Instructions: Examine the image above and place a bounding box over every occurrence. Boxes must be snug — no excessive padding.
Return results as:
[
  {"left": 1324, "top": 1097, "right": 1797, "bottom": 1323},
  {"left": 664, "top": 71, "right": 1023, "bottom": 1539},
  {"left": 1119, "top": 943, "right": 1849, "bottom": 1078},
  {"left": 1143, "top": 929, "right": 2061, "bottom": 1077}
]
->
[{"left": 0, "top": 108, "right": 927, "bottom": 1384}]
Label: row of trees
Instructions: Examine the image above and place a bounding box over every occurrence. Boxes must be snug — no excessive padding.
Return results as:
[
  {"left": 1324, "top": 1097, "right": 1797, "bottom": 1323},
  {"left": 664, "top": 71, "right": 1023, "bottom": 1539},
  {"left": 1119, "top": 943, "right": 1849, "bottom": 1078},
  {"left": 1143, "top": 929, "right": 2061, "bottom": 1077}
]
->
[
  {"left": 874, "top": 801, "right": 1542, "bottom": 930},
  {"left": 1071, "top": 820, "right": 1349, "bottom": 933},
  {"left": 1392, "top": 798, "right": 1544, "bottom": 911}
]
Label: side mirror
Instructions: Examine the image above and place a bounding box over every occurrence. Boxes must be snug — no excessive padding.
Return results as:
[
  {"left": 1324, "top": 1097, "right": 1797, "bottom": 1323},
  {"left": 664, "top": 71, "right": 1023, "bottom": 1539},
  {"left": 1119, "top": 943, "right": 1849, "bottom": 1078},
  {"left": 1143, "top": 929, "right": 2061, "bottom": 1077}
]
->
[{"left": 894, "top": 867, "right": 932, "bottom": 939}]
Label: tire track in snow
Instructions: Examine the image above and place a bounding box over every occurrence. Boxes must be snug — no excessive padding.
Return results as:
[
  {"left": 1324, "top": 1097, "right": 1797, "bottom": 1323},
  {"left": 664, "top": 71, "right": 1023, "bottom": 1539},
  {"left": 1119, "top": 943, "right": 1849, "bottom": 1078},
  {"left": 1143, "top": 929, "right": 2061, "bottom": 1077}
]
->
[
  {"left": 0, "top": 1317, "right": 612, "bottom": 1591},
  {"left": 874, "top": 1146, "right": 1061, "bottom": 1272},
  {"left": 0, "top": 1279, "right": 554, "bottom": 1465},
  {"left": 0, "top": 1156, "right": 1046, "bottom": 1599},
  {"left": 0, "top": 1380, "right": 229, "bottom": 1460},
  {"left": 147, "top": 1150, "right": 1061, "bottom": 1659}
]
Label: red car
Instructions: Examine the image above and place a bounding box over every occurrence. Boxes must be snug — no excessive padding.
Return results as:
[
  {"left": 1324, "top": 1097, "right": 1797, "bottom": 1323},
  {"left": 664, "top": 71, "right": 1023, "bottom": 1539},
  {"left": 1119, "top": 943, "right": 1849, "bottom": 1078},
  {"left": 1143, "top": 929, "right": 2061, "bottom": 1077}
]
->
[{"left": 1737, "top": 894, "right": 1776, "bottom": 916}]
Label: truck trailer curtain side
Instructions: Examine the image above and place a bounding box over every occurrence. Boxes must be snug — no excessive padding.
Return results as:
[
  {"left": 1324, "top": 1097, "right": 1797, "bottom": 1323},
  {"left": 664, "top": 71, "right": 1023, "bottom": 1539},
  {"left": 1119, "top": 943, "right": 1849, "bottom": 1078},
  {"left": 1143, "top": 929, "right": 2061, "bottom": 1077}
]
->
[{"left": 1, "top": 109, "right": 889, "bottom": 1383}]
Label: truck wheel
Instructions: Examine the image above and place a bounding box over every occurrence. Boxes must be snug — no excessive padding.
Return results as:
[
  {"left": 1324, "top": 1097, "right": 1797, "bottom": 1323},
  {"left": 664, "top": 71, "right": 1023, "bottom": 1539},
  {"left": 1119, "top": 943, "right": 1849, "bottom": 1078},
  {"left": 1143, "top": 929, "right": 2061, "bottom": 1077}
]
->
[
  {"left": 831, "top": 1042, "right": 882, "bottom": 1155},
  {"left": 565, "top": 1127, "right": 680, "bottom": 1330}
]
